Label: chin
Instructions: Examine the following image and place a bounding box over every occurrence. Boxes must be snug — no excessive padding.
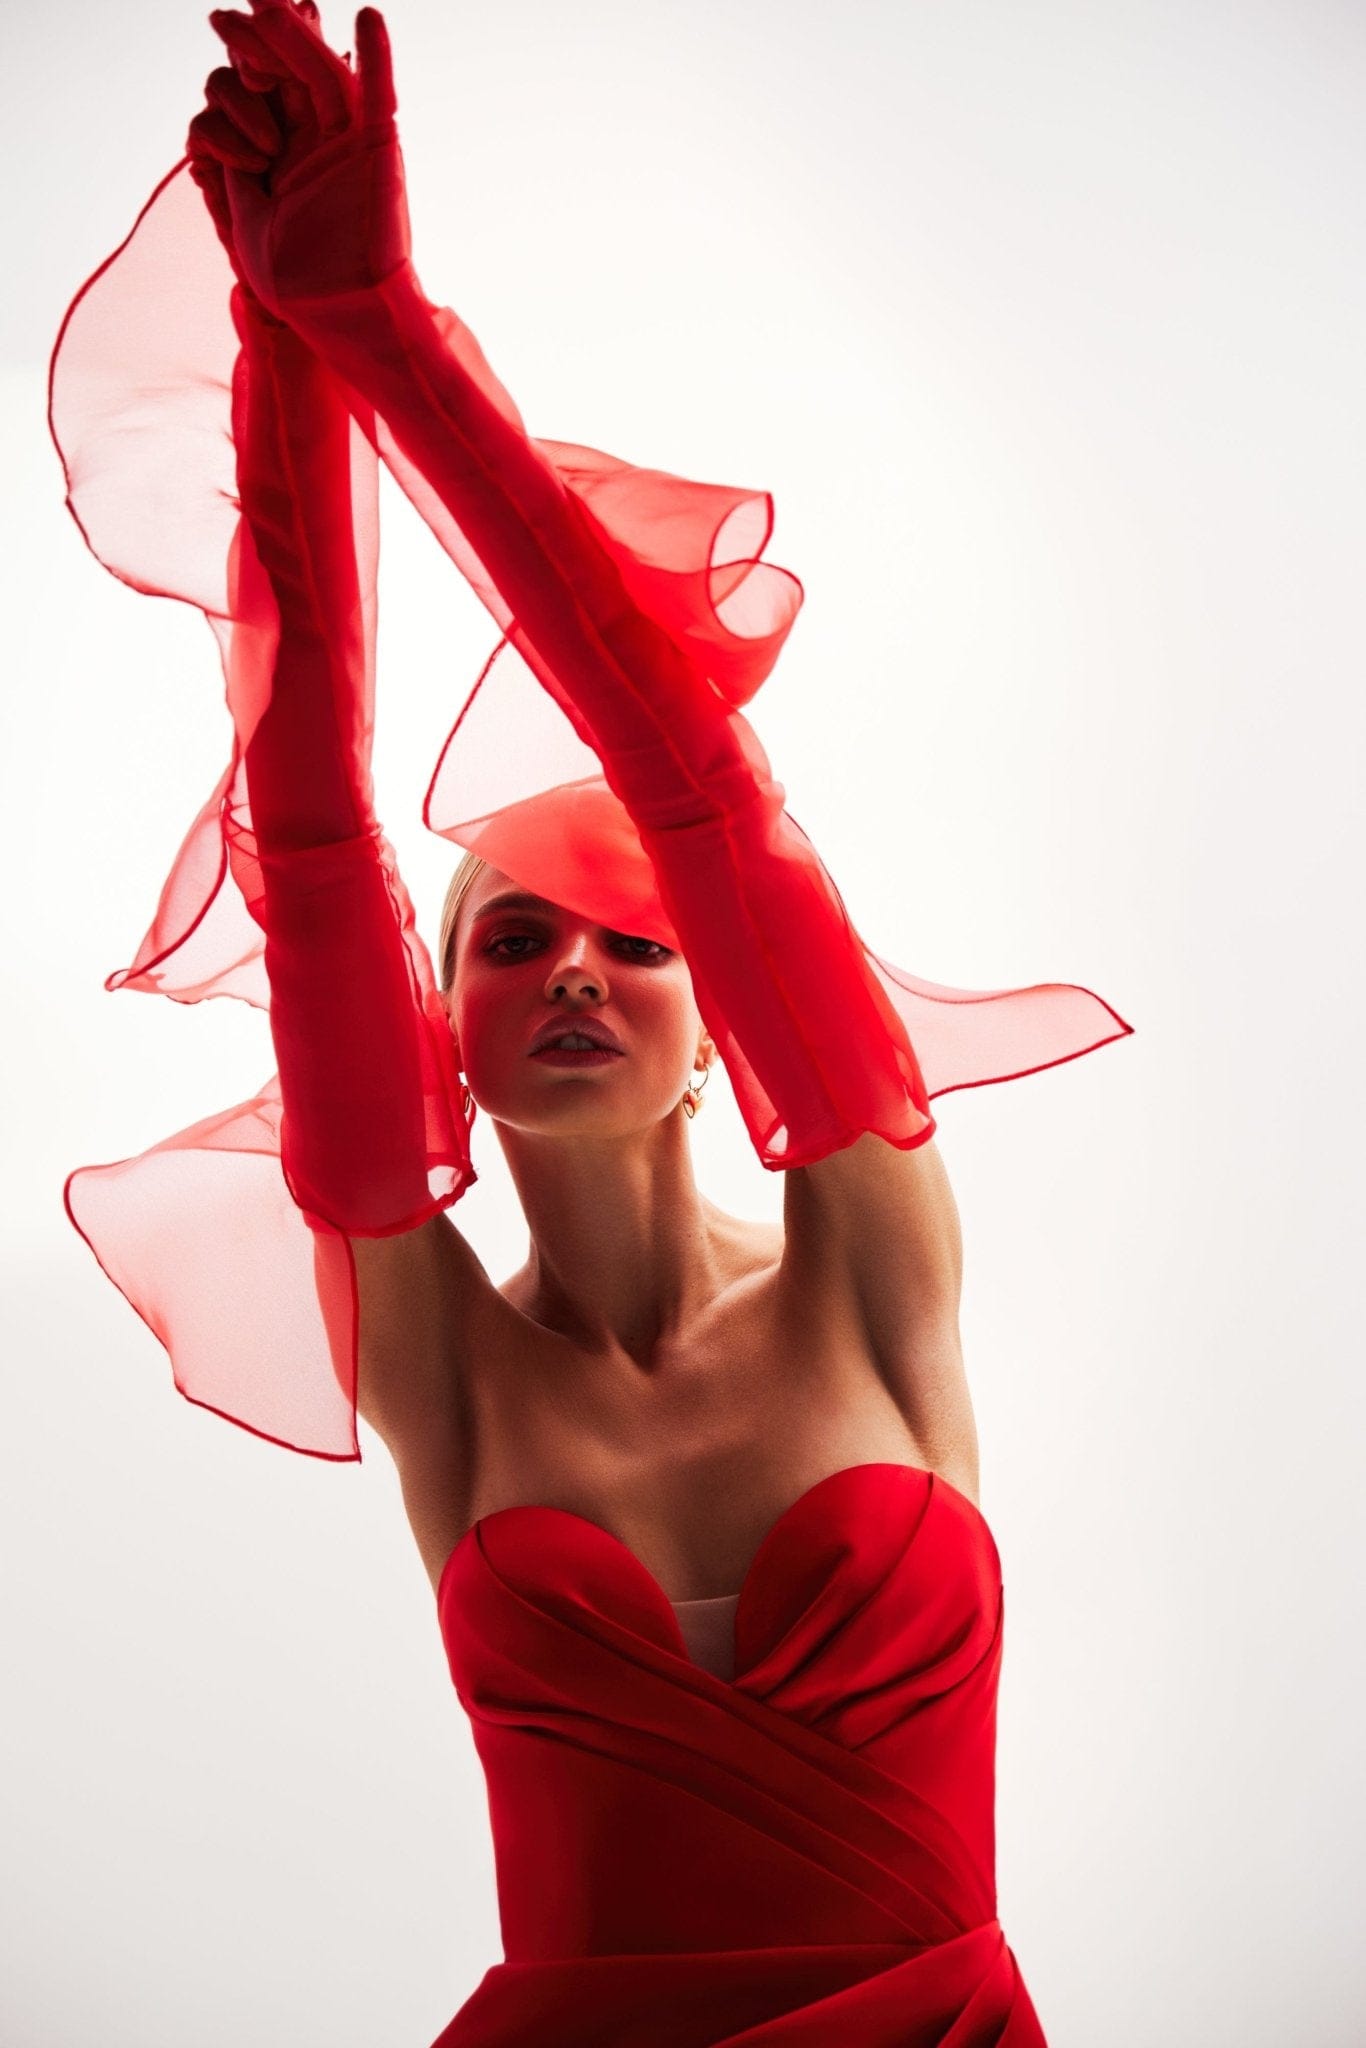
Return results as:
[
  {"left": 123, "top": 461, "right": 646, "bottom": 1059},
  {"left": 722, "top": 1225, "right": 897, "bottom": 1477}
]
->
[{"left": 487, "top": 1078, "right": 680, "bottom": 1140}]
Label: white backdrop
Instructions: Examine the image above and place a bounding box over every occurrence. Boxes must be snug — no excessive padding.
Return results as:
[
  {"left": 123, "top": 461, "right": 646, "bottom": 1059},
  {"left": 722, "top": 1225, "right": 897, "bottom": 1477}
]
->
[{"left": 3, "top": 1, "right": 1363, "bottom": 2041}]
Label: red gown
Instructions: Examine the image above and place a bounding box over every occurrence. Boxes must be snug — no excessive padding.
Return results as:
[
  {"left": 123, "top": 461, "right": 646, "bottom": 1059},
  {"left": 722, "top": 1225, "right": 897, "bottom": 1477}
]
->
[
  {"left": 49, "top": 145, "right": 1127, "bottom": 2043},
  {"left": 432, "top": 1464, "right": 1045, "bottom": 2044}
]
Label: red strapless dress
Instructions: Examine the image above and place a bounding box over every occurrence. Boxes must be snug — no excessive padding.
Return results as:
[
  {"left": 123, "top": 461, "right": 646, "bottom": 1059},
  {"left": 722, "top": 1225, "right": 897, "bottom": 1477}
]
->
[{"left": 430, "top": 1463, "right": 1047, "bottom": 2046}]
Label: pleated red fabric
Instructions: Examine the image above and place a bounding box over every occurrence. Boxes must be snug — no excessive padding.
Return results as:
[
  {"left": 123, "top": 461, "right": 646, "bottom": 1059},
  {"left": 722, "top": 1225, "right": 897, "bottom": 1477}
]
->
[
  {"left": 432, "top": 1462, "right": 1047, "bottom": 2044},
  {"left": 49, "top": 155, "right": 1132, "bottom": 1463}
]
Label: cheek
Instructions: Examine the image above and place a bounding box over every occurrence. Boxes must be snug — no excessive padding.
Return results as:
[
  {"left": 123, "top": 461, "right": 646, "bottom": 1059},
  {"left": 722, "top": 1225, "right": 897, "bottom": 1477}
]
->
[
  {"left": 448, "top": 976, "right": 513, "bottom": 1069},
  {"left": 629, "top": 974, "right": 700, "bottom": 1062}
]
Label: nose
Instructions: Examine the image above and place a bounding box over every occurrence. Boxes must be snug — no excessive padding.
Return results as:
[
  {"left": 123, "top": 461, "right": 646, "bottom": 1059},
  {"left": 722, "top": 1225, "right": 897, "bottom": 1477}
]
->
[{"left": 543, "top": 930, "right": 609, "bottom": 1006}]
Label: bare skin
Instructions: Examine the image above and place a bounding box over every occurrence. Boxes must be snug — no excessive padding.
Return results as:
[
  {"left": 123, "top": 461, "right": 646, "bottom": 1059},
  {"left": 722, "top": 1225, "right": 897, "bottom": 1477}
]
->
[{"left": 352, "top": 863, "right": 978, "bottom": 1602}]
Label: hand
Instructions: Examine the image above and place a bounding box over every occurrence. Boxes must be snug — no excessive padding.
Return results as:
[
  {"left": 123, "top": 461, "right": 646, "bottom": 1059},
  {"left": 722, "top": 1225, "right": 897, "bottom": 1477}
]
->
[{"left": 185, "top": 0, "right": 411, "bottom": 319}]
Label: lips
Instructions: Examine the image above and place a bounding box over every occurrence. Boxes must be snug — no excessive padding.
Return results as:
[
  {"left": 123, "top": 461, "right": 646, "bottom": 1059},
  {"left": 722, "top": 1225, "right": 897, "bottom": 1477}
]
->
[{"left": 528, "top": 1018, "right": 624, "bottom": 1054}]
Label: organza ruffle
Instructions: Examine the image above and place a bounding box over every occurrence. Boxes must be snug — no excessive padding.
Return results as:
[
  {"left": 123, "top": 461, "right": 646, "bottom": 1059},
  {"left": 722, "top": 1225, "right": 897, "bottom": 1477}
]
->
[{"left": 51, "top": 159, "right": 1132, "bottom": 1460}]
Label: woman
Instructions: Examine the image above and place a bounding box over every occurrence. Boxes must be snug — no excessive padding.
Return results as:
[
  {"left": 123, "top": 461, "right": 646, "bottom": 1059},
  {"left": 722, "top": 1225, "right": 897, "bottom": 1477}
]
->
[{"left": 53, "top": 2, "right": 1132, "bottom": 2038}]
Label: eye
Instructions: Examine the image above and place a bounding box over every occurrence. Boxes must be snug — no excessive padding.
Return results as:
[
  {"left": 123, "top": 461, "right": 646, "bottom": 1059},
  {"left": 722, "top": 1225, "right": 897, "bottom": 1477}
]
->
[
  {"left": 611, "top": 934, "right": 672, "bottom": 962},
  {"left": 485, "top": 931, "right": 542, "bottom": 960}
]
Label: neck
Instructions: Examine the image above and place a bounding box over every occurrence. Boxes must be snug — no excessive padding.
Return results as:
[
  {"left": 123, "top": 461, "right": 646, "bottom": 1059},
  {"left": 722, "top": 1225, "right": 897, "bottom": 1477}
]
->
[{"left": 493, "top": 1111, "right": 728, "bottom": 1369}]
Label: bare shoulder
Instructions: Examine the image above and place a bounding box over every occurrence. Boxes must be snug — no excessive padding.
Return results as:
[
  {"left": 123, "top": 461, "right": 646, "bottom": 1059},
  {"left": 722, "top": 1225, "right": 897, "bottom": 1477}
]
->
[{"left": 349, "top": 1207, "right": 518, "bottom": 1456}]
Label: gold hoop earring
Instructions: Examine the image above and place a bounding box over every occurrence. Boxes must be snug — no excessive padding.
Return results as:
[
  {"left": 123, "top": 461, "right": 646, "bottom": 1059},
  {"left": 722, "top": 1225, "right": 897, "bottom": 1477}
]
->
[{"left": 681, "top": 1063, "right": 711, "bottom": 1119}]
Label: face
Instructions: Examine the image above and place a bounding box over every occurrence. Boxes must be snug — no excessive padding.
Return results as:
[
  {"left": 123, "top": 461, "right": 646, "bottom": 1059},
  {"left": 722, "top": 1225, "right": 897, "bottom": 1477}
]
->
[{"left": 445, "top": 865, "right": 715, "bottom": 1138}]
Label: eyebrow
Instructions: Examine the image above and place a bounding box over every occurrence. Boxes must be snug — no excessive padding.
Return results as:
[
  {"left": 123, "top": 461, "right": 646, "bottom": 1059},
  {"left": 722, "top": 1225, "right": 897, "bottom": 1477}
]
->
[{"left": 466, "top": 890, "right": 562, "bottom": 926}]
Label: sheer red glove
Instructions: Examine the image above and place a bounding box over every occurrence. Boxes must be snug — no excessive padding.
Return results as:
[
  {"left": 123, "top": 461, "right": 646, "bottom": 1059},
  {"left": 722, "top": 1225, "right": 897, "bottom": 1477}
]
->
[
  {"left": 228, "top": 285, "right": 469, "bottom": 1229},
  {"left": 196, "top": 0, "right": 937, "bottom": 1162}
]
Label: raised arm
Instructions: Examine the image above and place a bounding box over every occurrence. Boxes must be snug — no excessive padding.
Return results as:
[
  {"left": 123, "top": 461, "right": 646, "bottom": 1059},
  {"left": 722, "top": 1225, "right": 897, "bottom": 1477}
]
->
[
  {"left": 230, "top": 288, "right": 432, "bottom": 1225},
  {"left": 228, "top": 281, "right": 512, "bottom": 1449}
]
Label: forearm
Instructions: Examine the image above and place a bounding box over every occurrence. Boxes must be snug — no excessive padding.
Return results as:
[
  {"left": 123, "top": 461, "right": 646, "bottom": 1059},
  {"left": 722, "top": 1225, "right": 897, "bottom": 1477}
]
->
[
  {"left": 230, "top": 297, "right": 438, "bottom": 1228},
  {"left": 282, "top": 262, "right": 759, "bottom": 814},
  {"left": 234, "top": 298, "right": 376, "bottom": 849}
]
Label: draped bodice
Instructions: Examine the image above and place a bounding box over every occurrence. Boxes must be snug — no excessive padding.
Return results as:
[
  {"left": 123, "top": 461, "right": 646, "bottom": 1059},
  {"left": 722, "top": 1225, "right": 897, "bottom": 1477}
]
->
[{"left": 430, "top": 1462, "right": 1047, "bottom": 2045}]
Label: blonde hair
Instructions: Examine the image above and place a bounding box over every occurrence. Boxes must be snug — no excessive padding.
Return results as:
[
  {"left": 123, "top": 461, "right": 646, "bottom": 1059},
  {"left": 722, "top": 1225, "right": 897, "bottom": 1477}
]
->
[{"left": 437, "top": 849, "right": 492, "bottom": 996}]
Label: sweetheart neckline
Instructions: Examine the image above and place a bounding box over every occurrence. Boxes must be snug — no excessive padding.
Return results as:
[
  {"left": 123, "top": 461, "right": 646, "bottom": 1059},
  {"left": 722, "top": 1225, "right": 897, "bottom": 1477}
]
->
[{"left": 435, "top": 1460, "right": 992, "bottom": 1624}]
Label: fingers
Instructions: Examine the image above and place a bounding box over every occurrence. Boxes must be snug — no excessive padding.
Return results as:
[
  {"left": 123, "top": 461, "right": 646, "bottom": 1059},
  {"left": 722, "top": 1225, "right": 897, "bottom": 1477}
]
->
[
  {"left": 210, "top": 7, "right": 328, "bottom": 151},
  {"left": 355, "top": 9, "right": 395, "bottom": 127},
  {"left": 187, "top": 103, "right": 271, "bottom": 175},
  {"left": 207, "top": 10, "right": 286, "bottom": 93},
  {"left": 240, "top": 0, "right": 354, "bottom": 133},
  {"left": 205, "top": 62, "right": 282, "bottom": 156}
]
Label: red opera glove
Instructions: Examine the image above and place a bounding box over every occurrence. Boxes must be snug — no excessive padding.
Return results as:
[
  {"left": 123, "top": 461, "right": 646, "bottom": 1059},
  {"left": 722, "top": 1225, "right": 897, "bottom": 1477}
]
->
[
  {"left": 229, "top": 287, "right": 470, "bottom": 1228},
  {"left": 197, "top": 1, "right": 936, "bottom": 1161}
]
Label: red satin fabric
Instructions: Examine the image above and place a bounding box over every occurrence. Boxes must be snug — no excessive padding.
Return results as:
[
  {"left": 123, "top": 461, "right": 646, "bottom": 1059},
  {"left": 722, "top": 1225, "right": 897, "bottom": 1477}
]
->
[
  {"left": 50, "top": 157, "right": 1132, "bottom": 1461},
  {"left": 433, "top": 1463, "right": 1047, "bottom": 2045}
]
